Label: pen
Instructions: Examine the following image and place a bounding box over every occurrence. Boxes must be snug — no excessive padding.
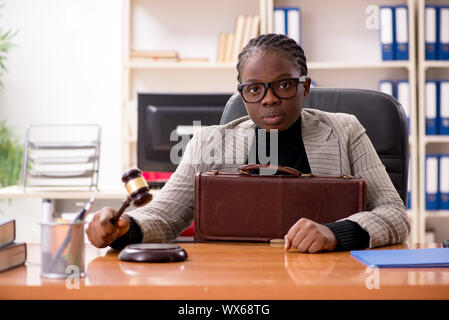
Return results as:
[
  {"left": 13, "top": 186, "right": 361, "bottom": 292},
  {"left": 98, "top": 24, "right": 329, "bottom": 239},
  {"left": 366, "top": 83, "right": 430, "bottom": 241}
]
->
[
  {"left": 47, "top": 196, "right": 96, "bottom": 273},
  {"left": 74, "top": 195, "right": 96, "bottom": 222}
]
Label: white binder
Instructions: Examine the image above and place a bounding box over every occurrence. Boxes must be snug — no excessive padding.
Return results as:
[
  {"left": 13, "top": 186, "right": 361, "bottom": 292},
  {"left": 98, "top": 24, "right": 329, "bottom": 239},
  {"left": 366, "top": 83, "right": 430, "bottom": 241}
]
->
[
  {"left": 426, "top": 155, "right": 439, "bottom": 210},
  {"left": 426, "top": 81, "right": 438, "bottom": 134},
  {"left": 286, "top": 8, "right": 300, "bottom": 44},
  {"left": 394, "top": 6, "right": 409, "bottom": 60},
  {"left": 425, "top": 6, "right": 437, "bottom": 59},
  {"left": 379, "top": 6, "right": 394, "bottom": 60},
  {"left": 397, "top": 80, "right": 410, "bottom": 131},
  {"left": 439, "top": 7, "right": 449, "bottom": 59},
  {"left": 274, "top": 8, "right": 286, "bottom": 35},
  {"left": 440, "top": 155, "right": 449, "bottom": 209},
  {"left": 378, "top": 80, "right": 394, "bottom": 96},
  {"left": 440, "top": 80, "right": 449, "bottom": 134}
]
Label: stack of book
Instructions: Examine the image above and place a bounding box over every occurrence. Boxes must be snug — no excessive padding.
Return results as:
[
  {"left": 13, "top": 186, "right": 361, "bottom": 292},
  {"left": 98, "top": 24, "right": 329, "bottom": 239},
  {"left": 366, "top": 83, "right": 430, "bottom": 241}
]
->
[
  {"left": 217, "top": 15, "right": 260, "bottom": 63},
  {"left": 130, "top": 50, "right": 179, "bottom": 62},
  {"left": 0, "top": 219, "right": 27, "bottom": 273},
  {"left": 130, "top": 50, "right": 209, "bottom": 64}
]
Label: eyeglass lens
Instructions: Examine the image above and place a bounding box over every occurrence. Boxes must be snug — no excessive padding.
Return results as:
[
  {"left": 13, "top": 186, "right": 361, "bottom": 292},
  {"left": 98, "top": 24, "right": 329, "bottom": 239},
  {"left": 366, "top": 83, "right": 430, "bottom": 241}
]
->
[{"left": 241, "top": 79, "right": 298, "bottom": 103}]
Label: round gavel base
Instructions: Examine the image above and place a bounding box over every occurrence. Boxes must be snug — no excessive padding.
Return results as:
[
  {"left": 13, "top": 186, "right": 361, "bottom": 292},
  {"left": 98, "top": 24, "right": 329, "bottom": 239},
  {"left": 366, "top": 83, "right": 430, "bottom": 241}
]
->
[{"left": 119, "top": 243, "right": 188, "bottom": 262}]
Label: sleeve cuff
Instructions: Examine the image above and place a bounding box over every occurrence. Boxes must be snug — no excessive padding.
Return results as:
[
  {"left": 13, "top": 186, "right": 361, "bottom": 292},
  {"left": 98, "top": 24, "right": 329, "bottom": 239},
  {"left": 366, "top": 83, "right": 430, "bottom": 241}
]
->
[
  {"left": 323, "top": 220, "right": 370, "bottom": 251},
  {"left": 109, "top": 217, "right": 143, "bottom": 251}
]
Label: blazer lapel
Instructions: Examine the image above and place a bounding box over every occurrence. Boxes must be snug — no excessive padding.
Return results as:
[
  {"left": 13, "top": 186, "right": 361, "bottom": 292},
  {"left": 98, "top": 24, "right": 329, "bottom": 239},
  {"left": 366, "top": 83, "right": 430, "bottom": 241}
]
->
[
  {"left": 226, "top": 113, "right": 342, "bottom": 176},
  {"left": 301, "top": 110, "right": 342, "bottom": 176}
]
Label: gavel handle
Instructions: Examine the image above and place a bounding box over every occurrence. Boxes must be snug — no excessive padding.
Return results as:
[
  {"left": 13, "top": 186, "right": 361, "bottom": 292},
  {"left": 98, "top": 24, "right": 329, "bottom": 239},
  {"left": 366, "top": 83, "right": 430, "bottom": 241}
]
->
[{"left": 110, "top": 196, "right": 132, "bottom": 226}]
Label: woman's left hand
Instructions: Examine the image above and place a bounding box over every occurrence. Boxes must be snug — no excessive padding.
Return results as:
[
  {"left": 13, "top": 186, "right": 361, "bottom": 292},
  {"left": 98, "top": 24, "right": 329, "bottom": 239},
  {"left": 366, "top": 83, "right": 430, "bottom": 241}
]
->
[{"left": 284, "top": 218, "right": 338, "bottom": 253}]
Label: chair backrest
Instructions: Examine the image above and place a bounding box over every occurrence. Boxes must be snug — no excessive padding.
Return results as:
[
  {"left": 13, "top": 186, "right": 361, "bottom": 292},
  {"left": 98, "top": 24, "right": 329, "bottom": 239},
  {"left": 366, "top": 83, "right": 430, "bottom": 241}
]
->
[{"left": 220, "top": 88, "right": 409, "bottom": 205}]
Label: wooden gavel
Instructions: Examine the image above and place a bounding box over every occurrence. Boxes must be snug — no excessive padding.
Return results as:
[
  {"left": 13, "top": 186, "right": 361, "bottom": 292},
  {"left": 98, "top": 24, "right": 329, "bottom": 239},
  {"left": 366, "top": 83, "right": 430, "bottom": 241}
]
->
[{"left": 110, "top": 168, "right": 153, "bottom": 225}]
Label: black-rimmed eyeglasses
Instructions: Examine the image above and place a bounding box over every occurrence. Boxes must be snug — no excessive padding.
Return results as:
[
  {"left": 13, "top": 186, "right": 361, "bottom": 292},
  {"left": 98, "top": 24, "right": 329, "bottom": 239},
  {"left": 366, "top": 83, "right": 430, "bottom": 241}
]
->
[{"left": 237, "top": 76, "right": 308, "bottom": 103}]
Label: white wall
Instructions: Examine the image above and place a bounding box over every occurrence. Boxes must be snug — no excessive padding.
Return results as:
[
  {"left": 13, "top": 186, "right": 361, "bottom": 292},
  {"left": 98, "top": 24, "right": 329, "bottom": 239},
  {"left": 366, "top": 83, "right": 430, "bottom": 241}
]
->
[{"left": 0, "top": 0, "right": 122, "bottom": 242}]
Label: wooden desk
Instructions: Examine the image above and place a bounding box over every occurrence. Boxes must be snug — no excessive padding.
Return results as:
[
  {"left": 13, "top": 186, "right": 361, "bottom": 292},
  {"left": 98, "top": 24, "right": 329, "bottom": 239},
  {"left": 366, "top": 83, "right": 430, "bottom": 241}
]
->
[{"left": 1, "top": 243, "right": 448, "bottom": 300}]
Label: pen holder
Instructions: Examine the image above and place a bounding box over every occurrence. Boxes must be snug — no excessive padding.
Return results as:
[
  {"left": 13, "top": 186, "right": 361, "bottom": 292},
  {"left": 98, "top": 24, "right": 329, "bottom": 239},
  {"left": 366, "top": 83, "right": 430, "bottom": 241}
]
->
[{"left": 40, "top": 221, "right": 86, "bottom": 279}]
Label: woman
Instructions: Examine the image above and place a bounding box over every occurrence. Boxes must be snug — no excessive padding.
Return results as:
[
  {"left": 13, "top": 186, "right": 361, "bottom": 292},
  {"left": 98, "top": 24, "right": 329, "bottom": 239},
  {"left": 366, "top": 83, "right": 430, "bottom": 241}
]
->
[{"left": 86, "top": 34, "right": 409, "bottom": 253}]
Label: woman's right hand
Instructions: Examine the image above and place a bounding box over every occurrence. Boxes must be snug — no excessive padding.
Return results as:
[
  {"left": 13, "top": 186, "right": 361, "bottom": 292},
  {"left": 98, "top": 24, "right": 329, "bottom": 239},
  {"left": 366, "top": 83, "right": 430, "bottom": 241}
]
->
[{"left": 85, "top": 207, "right": 130, "bottom": 248}]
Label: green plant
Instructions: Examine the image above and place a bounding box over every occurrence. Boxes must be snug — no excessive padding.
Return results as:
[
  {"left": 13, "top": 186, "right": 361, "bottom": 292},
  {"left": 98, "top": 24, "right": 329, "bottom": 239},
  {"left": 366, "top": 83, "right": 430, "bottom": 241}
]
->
[
  {"left": 0, "top": 3, "right": 20, "bottom": 188},
  {"left": 0, "top": 120, "right": 23, "bottom": 187},
  {"left": 0, "top": 3, "right": 17, "bottom": 87}
]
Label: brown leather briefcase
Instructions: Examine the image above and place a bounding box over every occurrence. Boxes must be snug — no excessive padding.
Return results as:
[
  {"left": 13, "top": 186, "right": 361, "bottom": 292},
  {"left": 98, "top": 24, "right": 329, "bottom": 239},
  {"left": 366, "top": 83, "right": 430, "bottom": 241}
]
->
[{"left": 194, "top": 164, "right": 366, "bottom": 242}]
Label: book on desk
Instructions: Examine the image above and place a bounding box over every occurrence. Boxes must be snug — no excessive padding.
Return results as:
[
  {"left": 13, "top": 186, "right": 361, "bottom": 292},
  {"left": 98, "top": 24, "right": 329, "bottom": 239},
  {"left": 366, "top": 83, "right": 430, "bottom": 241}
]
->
[{"left": 0, "top": 219, "right": 27, "bottom": 273}]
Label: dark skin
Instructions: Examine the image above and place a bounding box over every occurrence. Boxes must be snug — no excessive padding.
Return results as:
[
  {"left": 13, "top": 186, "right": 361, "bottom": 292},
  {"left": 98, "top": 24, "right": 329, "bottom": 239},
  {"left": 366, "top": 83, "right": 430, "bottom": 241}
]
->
[
  {"left": 240, "top": 49, "right": 338, "bottom": 253},
  {"left": 86, "top": 48, "right": 338, "bottom": 253},
  {"left": 86, "top": 208, "right": 129, "bottom": 248}
]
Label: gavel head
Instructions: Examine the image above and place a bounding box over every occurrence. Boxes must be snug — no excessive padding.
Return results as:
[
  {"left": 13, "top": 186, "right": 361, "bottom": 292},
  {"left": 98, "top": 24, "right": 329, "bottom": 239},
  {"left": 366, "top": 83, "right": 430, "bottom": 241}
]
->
[{"left": 121, "top": 168, "right": 153, "bottom": 207}]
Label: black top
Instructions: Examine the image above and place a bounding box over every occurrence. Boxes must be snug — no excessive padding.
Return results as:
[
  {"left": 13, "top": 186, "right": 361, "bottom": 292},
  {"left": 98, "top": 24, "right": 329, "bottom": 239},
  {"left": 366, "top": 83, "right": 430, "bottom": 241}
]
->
[
  {"left": 255, "top": 115, "right": 311, "bottom": 175},
  {"left": 111, "top": 116, "right": 370, "bottom": 251}
]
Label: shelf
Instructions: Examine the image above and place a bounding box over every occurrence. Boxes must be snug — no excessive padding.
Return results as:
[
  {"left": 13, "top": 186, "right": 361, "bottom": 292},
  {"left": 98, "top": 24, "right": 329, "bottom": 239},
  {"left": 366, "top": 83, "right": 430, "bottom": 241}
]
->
[
  {"left": 126, "top": 60, "right": 412, "bottom": 71},
  {"left": 308, "top": 61, "right": 411, "bottom": 70},
  {"left": 425, "top": 211, "right": 449, "bottom": 218},
  {"left": 126, "top": 60, "right": 235, "bottom": 70},
  {"left": 424, "top": 136, "right": 449, "bottom": 144},
  {"left": 423, "top": 61, "right": 449, "bottom": 70}
]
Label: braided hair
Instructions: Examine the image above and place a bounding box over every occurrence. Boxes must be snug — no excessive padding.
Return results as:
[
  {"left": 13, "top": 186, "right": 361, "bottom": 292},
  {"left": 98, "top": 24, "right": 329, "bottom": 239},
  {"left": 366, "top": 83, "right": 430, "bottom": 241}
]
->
[{"left": 236, "top": 33, "right": 308, "bottom": 83}]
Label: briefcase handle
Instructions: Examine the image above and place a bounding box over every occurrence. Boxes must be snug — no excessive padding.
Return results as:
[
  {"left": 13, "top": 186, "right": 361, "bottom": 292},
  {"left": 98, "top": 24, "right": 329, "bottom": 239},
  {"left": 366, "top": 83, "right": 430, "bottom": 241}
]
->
[
  {"left": 237, "top": 164, "right": 355, "bottom": 180},
  {"left": 238, "top": 164, "right": 303, "bottom": 177}
]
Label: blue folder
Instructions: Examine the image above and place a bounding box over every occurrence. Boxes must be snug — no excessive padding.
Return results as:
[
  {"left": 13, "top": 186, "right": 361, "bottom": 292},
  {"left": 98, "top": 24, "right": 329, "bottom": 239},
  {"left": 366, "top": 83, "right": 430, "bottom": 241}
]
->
[
  {"left": 379, "top": 6, "right": 396, "bottom": 61},
  {"left": 285, "top": 7, "right": 301, "bottom": 44},
  {"left": 426, "top": 80, "right": 439, "bottom": 135},
  {"left": 438, "top": 6, "right": 449, "bottom": 60},
  {"left": 351, "top": 248, "right": 449, "bottom": 268},
  {"left": 407, "top": 192, "right": 411, "bottom": 209},
  {"left": 426, "top": 154, "right": 440, "bottom": 210},
  {"left": 425, "top": 6, "right": 439, "bottom": 60},
  {"left": 439, "top": 80, "right": 449, "bottom": 135},
  {"left": 394, "top": 6, "right": 409, "bottom": 60},
  {"left": 440, "top": 155, "right": 449, "bottom": 210},
  {"left": 378, "top": 80, "right": 394, "bottom": 97},
  {"left": 396, "top": 79, "right": 410, "bottom": 134},
  {"left": 407, "top": 169, "right": 412, "bottom": 210}
]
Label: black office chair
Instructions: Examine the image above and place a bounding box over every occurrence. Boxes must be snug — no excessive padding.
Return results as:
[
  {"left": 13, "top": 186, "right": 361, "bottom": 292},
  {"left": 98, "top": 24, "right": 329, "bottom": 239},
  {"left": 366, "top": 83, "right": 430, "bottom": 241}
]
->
[{"left": 220, "top": 88, "right": 409, "bottom": 206}]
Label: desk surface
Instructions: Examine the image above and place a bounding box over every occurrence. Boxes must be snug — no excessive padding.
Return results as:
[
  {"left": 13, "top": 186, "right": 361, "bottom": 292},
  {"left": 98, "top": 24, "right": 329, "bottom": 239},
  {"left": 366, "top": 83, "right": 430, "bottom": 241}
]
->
[{"left": 1, "top": 243, "right": 448, "bottom": 300}]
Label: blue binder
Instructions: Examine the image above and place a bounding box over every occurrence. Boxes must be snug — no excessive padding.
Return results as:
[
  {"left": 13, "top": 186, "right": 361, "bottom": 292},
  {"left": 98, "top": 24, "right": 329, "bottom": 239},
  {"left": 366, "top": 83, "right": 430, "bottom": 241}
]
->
[
  {"left": 407, "top": 169, "right": 412, "bottom": 210},
  {"left": 426, "top": 80, "right": 439, "bottom": 135},
  {"left": 425, "top": 6, "right": 439, "bottom": 60},
  {"left": 379, "top": 6, "right": 396, "bottom": 61},
  {"left": 438, "top": 6, "right": 449, "bottom": 60},
  {"left": 439, "top": 80, "right": 449, "bottom": 134},
  {"left": 351, "top": 248, "right": 449, "bottom": 268},
  {"left": 394, "top": 6, "right": 409, "bottom": 60},
  {"left": 285, "top": 7, "right": 301, "bottom": 44},
  {"left": 439, "top": 155, "right": 449, "bottom": 210},
  {"left": 378, "top": 80, "right": 394, "bottom": 96},
  {"left": 273, "top": 7, "right": 287, "bottom": 35},
  {"left": 426, "top": 154, "right": 439, "bottom": 210},
  {"left": 397, "top": 79, "right": 410, "bottom": 134}
]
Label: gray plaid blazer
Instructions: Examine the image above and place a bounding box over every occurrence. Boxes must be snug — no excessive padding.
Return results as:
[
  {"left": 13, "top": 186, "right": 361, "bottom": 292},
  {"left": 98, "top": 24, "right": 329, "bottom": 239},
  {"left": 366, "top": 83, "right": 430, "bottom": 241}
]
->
[{"left": 126, "top": 108, "right": 410, "bottom": 248}]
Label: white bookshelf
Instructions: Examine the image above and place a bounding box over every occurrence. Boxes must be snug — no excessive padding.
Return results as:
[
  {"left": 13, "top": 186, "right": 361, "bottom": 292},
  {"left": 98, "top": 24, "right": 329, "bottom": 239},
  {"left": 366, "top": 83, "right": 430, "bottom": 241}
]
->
[
  {"left": 122, "top": 0, "right": 420, "bottom": 242},
  {"left": 418, "top": 0, "right": 449, "bottom": 243},
  {"left": 267, "top": 0, "right": 418, "bottom": 242}
]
